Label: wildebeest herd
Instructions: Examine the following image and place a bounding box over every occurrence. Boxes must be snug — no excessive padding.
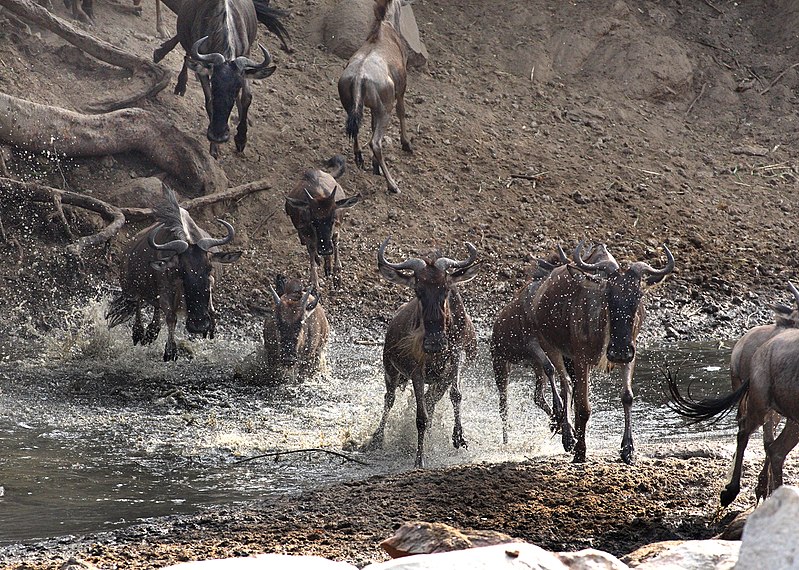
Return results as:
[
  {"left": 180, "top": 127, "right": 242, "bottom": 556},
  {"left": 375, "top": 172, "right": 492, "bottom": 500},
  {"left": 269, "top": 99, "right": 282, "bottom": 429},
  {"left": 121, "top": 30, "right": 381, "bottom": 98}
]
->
[{"left": 90, "top": 0, "right": 795, "bottom": 505}]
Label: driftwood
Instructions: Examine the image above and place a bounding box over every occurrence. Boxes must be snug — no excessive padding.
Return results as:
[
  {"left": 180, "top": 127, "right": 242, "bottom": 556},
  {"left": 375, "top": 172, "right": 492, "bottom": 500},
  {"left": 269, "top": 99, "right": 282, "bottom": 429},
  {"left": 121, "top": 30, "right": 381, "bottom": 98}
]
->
[
  {"left": 0, "top": 0, "right": 169, "bottom": 112},
  {"left": 233, "top": 448, "right": 369, "bottom": 466},
  {"left": 0, "top": 92, "right": 227, "bottom": 195},
  {"left": 0, "top": 177, "right": 125, "bottom": 256}
]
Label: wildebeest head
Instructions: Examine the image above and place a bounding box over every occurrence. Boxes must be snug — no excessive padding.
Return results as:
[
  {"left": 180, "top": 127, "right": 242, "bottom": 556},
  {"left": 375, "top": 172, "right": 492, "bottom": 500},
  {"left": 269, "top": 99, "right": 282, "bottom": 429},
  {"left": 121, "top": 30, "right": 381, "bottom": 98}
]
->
[
  {"left": 190, "top": 37, "right": 276, "bottom": 144},
  {"left": 568, "top": 241, "right": 674, "bottom": 364},
  {"left": 148, "top": 219, "right": 241, "bottom": 336},
  {"left": 269, "top": 276, "right": 320, "bottom": 367},
  {"left": 378, "top": 237, "right": 479, "bottom": 353},
  {"left": 285, "top": 181, "right": 360, "bottom": 257}
]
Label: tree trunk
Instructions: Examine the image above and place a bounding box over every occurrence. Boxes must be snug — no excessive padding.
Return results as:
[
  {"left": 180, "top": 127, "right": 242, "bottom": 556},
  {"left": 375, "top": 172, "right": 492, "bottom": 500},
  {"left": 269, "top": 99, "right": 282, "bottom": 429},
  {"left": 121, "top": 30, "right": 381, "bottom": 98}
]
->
[
  {"left": 0, "top": 0, "right": 169, "bottom": 112},
  {"left": 0, "top": 92, "right": 227, "bottom": 195}
]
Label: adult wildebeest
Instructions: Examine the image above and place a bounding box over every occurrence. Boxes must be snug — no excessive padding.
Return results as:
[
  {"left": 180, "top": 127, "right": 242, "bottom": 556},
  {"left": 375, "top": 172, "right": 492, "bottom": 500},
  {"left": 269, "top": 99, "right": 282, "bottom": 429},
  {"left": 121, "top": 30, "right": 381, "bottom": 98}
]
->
[
  {"left": 531, "top": 241, "right": 674, "bottom": 464},
  {"left": 364, "top": 237, "right": 479, "bottom": 468},
  {"left": 264, "top": 275, "right": 329, "bottom": 380},
  {"left": 106, "top": 186, "right": 241, "bottom": 361},
  {"left": 668, "top": 283, "right": 799, "bottom": 506},
  {"left": 284, "top": 155, "right": 360, "bottom": 289},
  {"left": 152, "top": 0, "right": 288, "bottom": 158},
  {"left": 338, "top": 0, "right": 413, "bottom": 194}
]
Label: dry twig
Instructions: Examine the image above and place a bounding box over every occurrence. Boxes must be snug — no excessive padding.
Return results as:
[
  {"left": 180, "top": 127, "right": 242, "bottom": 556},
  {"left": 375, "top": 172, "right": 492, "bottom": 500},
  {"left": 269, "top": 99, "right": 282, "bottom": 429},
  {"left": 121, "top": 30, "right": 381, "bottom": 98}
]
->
[
  {"left": 686, "top": 82, "right": 707, "bottom": 116},
  {"left": 233, "top": 447, "right": 369, "bottom": 466},
  {"left": 760, "top": 62, "right": 799, "bottom": 95}
]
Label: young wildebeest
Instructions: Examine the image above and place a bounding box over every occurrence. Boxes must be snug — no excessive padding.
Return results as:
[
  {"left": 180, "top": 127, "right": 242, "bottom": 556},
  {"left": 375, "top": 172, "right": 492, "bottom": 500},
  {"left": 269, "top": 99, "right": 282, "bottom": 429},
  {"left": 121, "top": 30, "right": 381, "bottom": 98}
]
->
[
  {"left": 338, "top": 0, "right": 413, "bottom": 194},
  {"left": 155, "top": 0, "right": 283, "bottom": 158},
  {"left": 668, "top": 282, "right": 799, "bottom": 506},
  {"left": 106, "top": 187, "right": 241, "bottom": 361},
  {"left": 364, "top": 238, "right": 479, "bottom": 468},
  {"left": 264, "top": 275, "right": 329, "bottom": 380},
  {"left": 284, "top": 155, "right": 360, "bottom": 289},
  {"left": 532, "top": 241, "right": 674, "bottom": 464}
]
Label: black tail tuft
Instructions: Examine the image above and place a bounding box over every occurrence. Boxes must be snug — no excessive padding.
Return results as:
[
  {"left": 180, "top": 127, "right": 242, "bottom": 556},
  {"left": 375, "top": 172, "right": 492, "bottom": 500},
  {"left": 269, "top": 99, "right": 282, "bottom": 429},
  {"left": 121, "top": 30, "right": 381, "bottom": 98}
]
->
[
  {"left": 664, "top": 368, "right": 747, "bottom": 425},
  {"left": 105, "top": 292, "right": 137, "bottom": 329},
  {"left": 252, "top": 0, "right": 292, "bottom": 52},
  {"left": 324, "top": 155, "right": 346, "bottom": 179},
  {"left": 345, "top": 108, "right": 362, "bottom": 140}
]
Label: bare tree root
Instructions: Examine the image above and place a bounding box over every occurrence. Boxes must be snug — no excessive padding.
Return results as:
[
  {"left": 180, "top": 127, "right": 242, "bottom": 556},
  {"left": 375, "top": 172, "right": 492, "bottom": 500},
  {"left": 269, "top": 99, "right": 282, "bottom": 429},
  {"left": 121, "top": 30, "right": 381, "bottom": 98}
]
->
[
  {"left": 0, "top": 0, "right": 169, "bottom": 112},
  {"left": 0, "top": 177, "right": 125, "bottom": 256},
  {"left": 121, "top": 178, "right": 273, "bottom": 222},
  {"left": 0, "top": 92, "right": 228, "bottom": 195}
]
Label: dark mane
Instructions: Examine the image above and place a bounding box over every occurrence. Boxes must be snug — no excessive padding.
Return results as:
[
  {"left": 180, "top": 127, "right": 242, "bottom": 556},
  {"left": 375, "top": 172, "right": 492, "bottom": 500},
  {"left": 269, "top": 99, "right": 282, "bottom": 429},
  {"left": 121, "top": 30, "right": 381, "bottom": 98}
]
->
[
  {"left": 205, "top": 0, "right": 232, "bottom": 56},
  {"left": 152, "top": 186, "right": 188, "bottom": 241},
  {"left": 366, "top": 0, "right": 391, "bottom": 42}
]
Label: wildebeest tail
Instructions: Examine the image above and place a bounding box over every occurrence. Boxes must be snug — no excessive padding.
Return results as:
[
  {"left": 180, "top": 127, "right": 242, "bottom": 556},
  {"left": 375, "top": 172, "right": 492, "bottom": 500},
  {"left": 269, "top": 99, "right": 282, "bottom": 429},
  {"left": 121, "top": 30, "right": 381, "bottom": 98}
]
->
[
  {"left": 324, "top": 154, "right": 346, "bottom": 179},
  {"left": 345, "top": 78, "right": 364, "bottom": 140},
  {"left": 105, "top": 292, "right": 137, "bottom": 329},
  {"left": 252, "top": 0, "right": 292, "bottom": 51},
  {"left": 665, "top": 369, "right": 748, "bottom": 425}
]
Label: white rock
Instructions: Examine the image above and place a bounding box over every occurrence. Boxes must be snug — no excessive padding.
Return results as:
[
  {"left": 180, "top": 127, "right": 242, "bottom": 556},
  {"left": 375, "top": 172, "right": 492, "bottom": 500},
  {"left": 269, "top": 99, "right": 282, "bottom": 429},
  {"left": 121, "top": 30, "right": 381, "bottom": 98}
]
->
[
  {"left": 736, "top": 485, "right": 799, "bottom": 569},
  {"left": 160, "top": 553, "right": 358, "bottom": 570},
  {"left": 631, "top": 540, "right": 739, "bottom": 570},
  {"left": 364, "top": 542, "right": 629, "bottom": 569}
]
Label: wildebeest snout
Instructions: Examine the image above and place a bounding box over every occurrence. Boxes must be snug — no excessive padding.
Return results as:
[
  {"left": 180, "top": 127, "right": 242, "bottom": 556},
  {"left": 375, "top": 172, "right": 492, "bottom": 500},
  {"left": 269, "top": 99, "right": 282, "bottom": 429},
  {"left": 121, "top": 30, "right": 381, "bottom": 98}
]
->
[
  {"left": 186, "top": 315, "right": 212, "bottom": 335},
  {"left": 607, "top": 343, "right": 635, "bottom": 364},
  {"left": 207, "top": 125, "right": 230, "bottom": 143}
]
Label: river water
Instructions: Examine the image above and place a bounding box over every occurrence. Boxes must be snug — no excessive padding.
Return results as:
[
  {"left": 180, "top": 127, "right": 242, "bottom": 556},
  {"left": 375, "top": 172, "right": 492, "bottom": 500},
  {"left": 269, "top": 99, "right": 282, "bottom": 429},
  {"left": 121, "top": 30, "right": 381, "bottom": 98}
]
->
[{"left": 0, "top": 299, "right": 739, "bottom": 546}]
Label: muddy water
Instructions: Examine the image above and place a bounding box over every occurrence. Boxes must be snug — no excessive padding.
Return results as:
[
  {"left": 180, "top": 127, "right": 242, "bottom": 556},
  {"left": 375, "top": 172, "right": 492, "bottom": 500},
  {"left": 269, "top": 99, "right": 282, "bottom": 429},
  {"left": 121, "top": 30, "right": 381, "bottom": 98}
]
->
[{"left": 0, "top": 300, "right": 737, "bottom": 545}]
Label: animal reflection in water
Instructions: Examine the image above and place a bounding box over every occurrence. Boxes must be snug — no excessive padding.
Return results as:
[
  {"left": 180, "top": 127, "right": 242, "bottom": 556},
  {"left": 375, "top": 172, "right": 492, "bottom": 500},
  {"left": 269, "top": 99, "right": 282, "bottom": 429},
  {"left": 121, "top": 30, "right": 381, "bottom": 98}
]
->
[
  {"left": 362, "top": 237, "right": 479, "bottom": 468},
  {"left": 668, "top": 282, "right": 799, "bottom": 506},
  {"left": 262, "top": 275, "right": 329, "bottom": 382},
  {"left": 106, "top": 186, "right": 241, "bottom": 361}
]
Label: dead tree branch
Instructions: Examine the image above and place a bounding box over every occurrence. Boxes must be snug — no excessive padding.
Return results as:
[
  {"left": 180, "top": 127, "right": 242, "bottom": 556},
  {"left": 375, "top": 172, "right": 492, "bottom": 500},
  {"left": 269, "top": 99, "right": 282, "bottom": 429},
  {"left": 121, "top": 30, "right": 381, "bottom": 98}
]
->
[
  {"left": 0, "top": 92, "right": 227, "bottom": 195},
  {"left": 0, "top": 0, "right": 169, "bottom": 112},
  {"left": 0, "top": 177, "right": 125, "bottom": 255},
  {"left": 233, "top": 447, "right": 369, "bottom": 466}
]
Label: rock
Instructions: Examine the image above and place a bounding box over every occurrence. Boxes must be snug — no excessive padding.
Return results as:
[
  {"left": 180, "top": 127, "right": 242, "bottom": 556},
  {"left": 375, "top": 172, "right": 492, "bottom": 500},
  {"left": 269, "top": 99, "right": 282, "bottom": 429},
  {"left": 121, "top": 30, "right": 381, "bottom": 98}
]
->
[
  {"left": 714, "top": 507, "right": 754, "bottom": 541},
  {"left": 161, "top": 553, "right": 358, "bottom": 569},
  {"left": 322, "top": 0, "right": 428, "bottom": 68},
  {"left": 737, "top": 485, "right": 799, "bottom": 569},
  {"left": 380, "top": 521, "right": 515, "bottom": 558},
  {"left": 60, "top": 558, "right": 101, "bottom": 570},
  {"left": 366, "top": 543, "right": 628, "bottom": 569},
  {"left": 624, "top": 540, "right": 739, "bottom": 569}
]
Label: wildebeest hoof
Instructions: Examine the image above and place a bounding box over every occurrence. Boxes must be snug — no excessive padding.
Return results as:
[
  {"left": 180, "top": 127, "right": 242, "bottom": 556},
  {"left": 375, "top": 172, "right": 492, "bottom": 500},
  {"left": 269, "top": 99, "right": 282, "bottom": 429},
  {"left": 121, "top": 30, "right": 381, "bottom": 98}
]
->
[
  {"left": 142, "top": 325, "right": 160, "bottom": 345},
  {"left": 132, "top": 325, "right": 145, "bottom": 346},
  {"left": 235, "top": 138, "right": 246, "bottom": 153},
  {"left": 620, "top": 446, "right": 635, "bottom": 465},
  {"left": 174, "top": 83, "right": 186, "bottom": 96},
  {"left": 402, "top": 141, "right": 413, "bottom": 153},
  {"left": 720, "top": 484, "right": 740, "bottom": 507},
  {"left": 163, "top": 341, "right": 178, "bottom": 362},
  {"left": 453, "top": 433, "right": 468, "bottom": 450},
  {"left": 354, "top": 151, "right": 364, "bottom": 170},
  {"left": 387, "top": 182, "right": 400, "bottom": 194}
]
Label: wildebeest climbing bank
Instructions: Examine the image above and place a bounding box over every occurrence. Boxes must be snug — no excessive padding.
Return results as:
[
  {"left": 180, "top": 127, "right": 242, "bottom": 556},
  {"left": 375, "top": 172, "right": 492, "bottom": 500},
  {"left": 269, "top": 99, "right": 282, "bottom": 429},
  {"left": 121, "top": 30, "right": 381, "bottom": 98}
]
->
[{"left": 1, "top": 0, "right": 799, "bottom": 568}]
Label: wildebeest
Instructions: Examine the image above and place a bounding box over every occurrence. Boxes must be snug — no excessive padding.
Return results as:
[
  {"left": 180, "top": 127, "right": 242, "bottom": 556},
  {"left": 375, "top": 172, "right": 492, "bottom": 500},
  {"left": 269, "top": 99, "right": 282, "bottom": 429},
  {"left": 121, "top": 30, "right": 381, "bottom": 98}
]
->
[
  {"left": 531, "top": 241, "right": 674, "bottom": 463},
  {"left": 364, "top": 237, "right": 479, "bottom": 468},
  {"left": 264, "top": 274, "right": 329, "bottom": 380},
  {"left": 284, "top": 155, "right": 360, "bottom": 289},
  {"left": 668, "top": 283, "right": 799, "bottom": 506},
  {"left": 152, "top": 0, "right": 288, "bottom": 158},
  {"left": 338, "top": 0, "right": 413, "bottom": 194},
  {"left": 106, "top": 186, "right": 241, "bottom": 361}
]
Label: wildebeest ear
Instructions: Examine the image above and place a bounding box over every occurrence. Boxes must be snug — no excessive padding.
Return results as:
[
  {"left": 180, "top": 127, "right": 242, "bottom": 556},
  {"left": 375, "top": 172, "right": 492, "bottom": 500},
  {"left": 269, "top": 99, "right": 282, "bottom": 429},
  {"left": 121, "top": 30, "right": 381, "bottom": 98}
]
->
[
  {"left": 275, "top": 274, "right": 287, "bottom": 296},
  {"left": 379, "top": 264, "right": 415, "bottom": 287},
  {"left": 212, "top": 251, "right": 242, "bottom": 264},
  {"left": 335, "top": 194, "right": 361, "bottom": 209},
  {"left": 450, "top": 261, "right": 480, "bottom": 284},
  {"left": 246, "top": 65, "right": 276, "bottom": 79},
  {"left": 285, "top": 196, "right": 310, "bottom": 210},
  {"left": 773, "top": 302, "right": 794, "bottom": 316}
]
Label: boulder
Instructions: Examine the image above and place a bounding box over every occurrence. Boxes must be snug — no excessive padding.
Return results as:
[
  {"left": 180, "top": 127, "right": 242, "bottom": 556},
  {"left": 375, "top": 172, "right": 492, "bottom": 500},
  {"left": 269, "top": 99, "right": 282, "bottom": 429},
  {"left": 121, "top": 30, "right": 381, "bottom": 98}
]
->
[
  {"left": 624, "top": 540, "right": 739, "bottom": 570},
  {"left": 160, "top": 553, "right": 358, "bottom": 569},
  {"left": 736, "top": 485, "right": 799, "bottom": 569},
  {"left": 364, "top": 542, "right": 629, "bottom": 570},
  {"left": 322, "top": 0, "right": 428, "bottom": 68},
  {"left": 380, "top": 521, "right": 515, "bottom": 558}
]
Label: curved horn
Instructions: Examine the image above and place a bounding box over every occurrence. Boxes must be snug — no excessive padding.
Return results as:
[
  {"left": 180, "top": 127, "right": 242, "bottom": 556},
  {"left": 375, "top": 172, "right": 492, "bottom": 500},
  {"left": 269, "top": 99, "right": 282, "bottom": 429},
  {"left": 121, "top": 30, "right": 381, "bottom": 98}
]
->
[
  {"left": 556, "top": 244, "right": 570, "bottom": 264},
  {"left": 299, "top": 289, "right": 312, "bottom": 311},
  {"left": 632, "top": 244, "right": 675, "bottom": 278},
  {"left": 234, "top": 43, "right": 272, "bottom": 72},
  {"left": 191, "top": 36, "right": 225, "bottom": 66},
  {"left": 197, "top": 219, "right": 235, "bottom": 251},
  {"left": 788, "top": 281, "right": 799, "bottom": 307},
  {"left": 572, "top": 240, "right": 604, "bottom": 272},
  {"left": 148, "top": 223, "right": 189, "bottom": 254},
  {"left": 434, "top": 242, "right": 478, "bottom": 271},
  {"left": 377, "top": 237, "right": 426, "bottom": 272},
  {"left": 268, "top": 284, "right": 281, "bottom": 306}
]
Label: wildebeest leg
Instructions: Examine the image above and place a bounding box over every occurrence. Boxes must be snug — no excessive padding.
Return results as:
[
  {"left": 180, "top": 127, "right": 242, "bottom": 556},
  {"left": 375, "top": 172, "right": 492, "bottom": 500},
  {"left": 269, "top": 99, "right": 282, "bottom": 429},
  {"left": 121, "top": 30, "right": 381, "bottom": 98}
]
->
[
  {"left": 449, "top": 372, "right": 468, "bottom": 450},
  {"left": 528, "top": 338, "right": 562, "bottom": 431},
  {"left": 619, "top": 360, "right": 636, "bottom": 464},
  {"left": 307, "top": 244, "right": 321, "bottom": 290},
  {"left": 132, "top": 300, "right": 145, "bottom": 345},
  {"left": 720, "top": 415, "right": 762, "bottom": 507},
  {"left": 66, "top": 0, "right": 94, "bottom": 24},
  {"left": 413, "top": 375, "right": 429, "bottom": 468},
  {"left": 362, "top": 368, "right": 400, "bottom": 451},
  {"left": 153, "top": 35, "right": 179, "bottom": 63},
  {"left": 571, "top": 362, "right": 591, "bottom": 463},
  {"left": 757, "top": 419, "right": 799, "bottom": 502},
  {"left": 197, "top": 74, "right": 220, "bottom": 158},
  {"left": 370, "top": 109, "right": 400, "bottom": 194},
  {"left": 492, "top": 357, "right": 511, "bottom": 444},
  {"left": 155, "top": 0, "right": 168, "bottom": 38},
  {"left": 548, "top": 351, "right": 575, "bottom": 452},
  {"left": 163, "top": 308, "right": 178, "bottom": 362},
  {"left": 395, "top": 92, "right": 413, "bottom": 153},
  {"left": 175, "top": 58, "right": 189, "bottom": 96},
  {"left": 330, "top": 234, "right": 342, "bottom": 289},
  {"left": 142, "top": 305, "right": 161, "bottom": 345},
  {"left": 234, "top": 83, "right": 252, "bottom": 153}
]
